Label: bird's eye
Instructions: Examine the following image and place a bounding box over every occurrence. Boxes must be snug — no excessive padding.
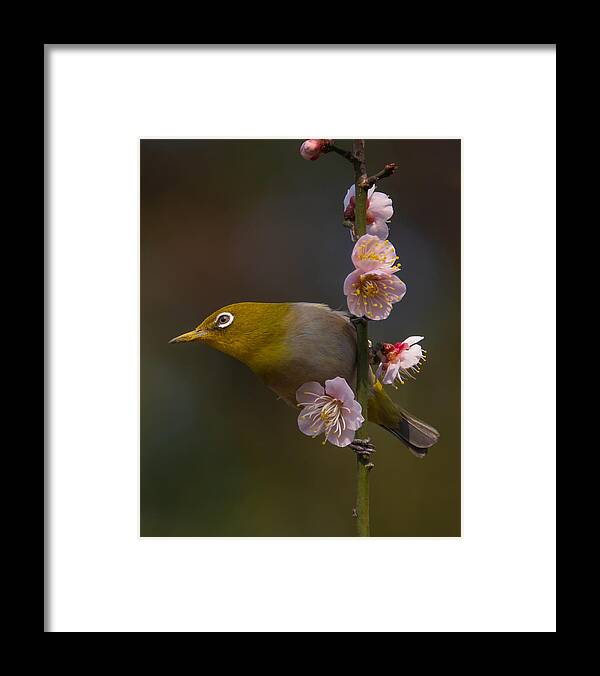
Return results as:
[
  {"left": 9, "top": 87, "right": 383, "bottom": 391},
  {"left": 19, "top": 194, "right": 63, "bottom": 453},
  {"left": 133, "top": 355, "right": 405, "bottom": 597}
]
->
[{"left": 215, "top": 312, "right": 234, "bottom": 328}]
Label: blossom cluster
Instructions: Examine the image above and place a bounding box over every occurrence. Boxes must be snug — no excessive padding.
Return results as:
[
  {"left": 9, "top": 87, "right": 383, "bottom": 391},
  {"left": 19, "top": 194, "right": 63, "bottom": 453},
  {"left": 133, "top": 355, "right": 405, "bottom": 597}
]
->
[
  {"left": 295, "top": 141, "right": 428, "bottom": 447},
  {"left": 344, "top": 235, "right": 406, "bottom": 321}
]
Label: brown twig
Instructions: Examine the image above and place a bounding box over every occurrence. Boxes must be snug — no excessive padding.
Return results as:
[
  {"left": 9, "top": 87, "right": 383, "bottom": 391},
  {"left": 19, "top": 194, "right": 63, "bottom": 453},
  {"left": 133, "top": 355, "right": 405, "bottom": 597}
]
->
[
  {"left": 322, "top": 144, "right": 397, "bottom": 190},
  {"left": 353, "top": 140, "right": 367, "bottom": 180},
  {"left": 322, "top": 142, "right": 361, "bottom": 172},
  {"left": 363, "top": 163, "right": 398, "bottom": 188}
]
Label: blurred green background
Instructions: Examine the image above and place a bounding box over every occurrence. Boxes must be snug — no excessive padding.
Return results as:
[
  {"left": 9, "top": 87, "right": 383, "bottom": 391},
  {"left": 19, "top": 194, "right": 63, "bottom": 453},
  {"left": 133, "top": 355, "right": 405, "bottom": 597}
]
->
[{"left": 141, "top": 139, "right": 460, "bottom": 537}]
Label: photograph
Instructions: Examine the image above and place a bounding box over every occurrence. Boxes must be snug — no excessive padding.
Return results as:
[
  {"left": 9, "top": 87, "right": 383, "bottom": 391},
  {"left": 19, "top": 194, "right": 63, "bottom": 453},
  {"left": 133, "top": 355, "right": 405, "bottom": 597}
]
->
[
  {"left": 141, "top": 138, "right": 461, "bottom": 537},
  {"left": 47, "top": 44, "right": 555, "bottom": 632}
]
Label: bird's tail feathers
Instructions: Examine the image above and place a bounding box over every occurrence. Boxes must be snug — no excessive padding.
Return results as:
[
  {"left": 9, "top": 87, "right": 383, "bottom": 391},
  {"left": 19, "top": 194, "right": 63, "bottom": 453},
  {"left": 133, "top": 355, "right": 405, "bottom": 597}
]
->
[{"left": 382, "top": 406, "right": 440, "bottom": 458}]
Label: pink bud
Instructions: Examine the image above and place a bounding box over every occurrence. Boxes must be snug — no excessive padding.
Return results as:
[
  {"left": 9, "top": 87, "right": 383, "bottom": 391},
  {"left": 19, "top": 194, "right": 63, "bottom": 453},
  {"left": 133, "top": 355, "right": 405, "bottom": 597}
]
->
[{"left": 299, "top": 139, "right": 329, "bottom": 161}]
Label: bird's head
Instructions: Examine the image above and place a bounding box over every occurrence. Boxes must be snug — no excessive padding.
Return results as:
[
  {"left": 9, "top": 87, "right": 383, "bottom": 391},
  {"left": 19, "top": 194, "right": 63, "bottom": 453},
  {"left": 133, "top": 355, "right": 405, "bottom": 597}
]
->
[{"left": 169, "top": 302, "right": 291, "bottom": 371}]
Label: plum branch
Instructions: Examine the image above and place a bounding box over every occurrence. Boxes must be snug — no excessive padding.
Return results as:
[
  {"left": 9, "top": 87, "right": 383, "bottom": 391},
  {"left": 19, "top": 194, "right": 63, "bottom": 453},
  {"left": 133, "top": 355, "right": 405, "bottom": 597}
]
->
[
  {"left": 350, "top": 139, "right": 373, "bottom": 537},
  {"left": 301, "top": 138, "right": 399, "bottom": 537}
]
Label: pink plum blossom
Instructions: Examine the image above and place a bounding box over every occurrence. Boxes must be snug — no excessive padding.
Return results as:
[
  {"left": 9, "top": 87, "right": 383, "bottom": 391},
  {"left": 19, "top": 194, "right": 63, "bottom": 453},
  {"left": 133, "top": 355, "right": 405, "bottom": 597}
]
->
[
  {"left": 296, "top": 377, "right": 364, "bottom": 447},
  {"left": 299, "top": 139, "right": 330, "bottom": 161},
  {"left": 344, "top": 235, "right": 406, "bottom": 320},
  {"left": 344, "top": 184, "right": 394, "bottom": 239},
  {"left": 376, "top": 337, "right": 426, "bottom": 386},
  {"left": 344, "top": 269, "right": 406, "bottom": 320},
  {"left": 351, "top": 234, "right": 399, "bottom": 273}
]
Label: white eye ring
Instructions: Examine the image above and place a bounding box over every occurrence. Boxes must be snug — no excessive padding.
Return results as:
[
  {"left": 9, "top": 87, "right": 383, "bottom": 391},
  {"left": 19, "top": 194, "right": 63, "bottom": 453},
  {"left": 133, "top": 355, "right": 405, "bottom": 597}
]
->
[{"left": 215, "top": 312, "right": 234, "bottom": 329}]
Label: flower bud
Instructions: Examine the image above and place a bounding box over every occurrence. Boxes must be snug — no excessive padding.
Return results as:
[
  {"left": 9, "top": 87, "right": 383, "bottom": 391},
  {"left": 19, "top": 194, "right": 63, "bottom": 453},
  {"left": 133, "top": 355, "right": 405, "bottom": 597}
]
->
[{"left": 299, "top": 139, "right": 330, "bottom": 161}]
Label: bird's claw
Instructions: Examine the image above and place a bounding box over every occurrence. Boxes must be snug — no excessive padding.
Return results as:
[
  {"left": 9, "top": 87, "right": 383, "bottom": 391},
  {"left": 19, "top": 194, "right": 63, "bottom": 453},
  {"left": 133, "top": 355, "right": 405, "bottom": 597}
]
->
[
  {"left": 350, "top": 438, "right": 376, "bottom": 462},
  {"left": 350, "top": 437, "right": 375, "bottom": 452}
]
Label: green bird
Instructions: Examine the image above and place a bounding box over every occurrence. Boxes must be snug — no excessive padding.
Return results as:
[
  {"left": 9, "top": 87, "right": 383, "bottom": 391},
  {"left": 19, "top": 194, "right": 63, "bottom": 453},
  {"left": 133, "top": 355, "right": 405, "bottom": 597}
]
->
[{"left": 170, "top": 302, "right": 439, "bottom": 456}]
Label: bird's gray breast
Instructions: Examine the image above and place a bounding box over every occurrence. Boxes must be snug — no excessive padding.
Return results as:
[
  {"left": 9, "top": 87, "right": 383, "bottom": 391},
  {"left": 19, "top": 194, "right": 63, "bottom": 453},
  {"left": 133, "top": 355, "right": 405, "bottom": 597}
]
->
[{"left": 263, "top": 303, "right": 357, "bottom": 406}]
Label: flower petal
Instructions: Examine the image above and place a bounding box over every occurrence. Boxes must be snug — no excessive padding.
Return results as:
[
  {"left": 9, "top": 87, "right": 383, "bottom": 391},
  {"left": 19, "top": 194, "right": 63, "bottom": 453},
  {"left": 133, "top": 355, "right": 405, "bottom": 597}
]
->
[
  {"left": 324, "top": 376, "right": 355, "bottom": 407},
  {"left": 376, "top": 273, "right": 407, "bottom": 303},
  {"left": 344, "top": 269, "right": 367, "bottom": 317},
  {"left": 366, "top": 221, "right": 389, "bottom": 240},
  {"left": 403, "top": 336, "right": 424, "bottom": 347},
  {"left": 346, "top": 293, "right": 365, "bottom": 317},
  {"left": 296, "top": 381, "right": 325, "bottom": 405},
  {"left": 343, "top": 184, "right": 355, "bottom": 211},
  {"left": 326, "top": 426, "right": 356, "bottom": 447},
  {"left": 363, "top": 295, "right": 392, "bottom": 320},
  {"left": 344, "top": 400, "right": 364, "bottom": 431},
  {"left": 399, "top": 345, "right": 423, "bottom": 369},
  {"left": 368, "top": 191, "right": 393, "bottom": 222},
  {"left": 343, "top": 268, "right": 362, "bottom": 295},
  {"left": 381, "top": 362, "right": 401, "bottom": 384},
  {"left": 351, "top": 234, "right": 398, "bottom": 272},
  {"left": 298, "top": 411, "right": 325, "bottom": 437}
]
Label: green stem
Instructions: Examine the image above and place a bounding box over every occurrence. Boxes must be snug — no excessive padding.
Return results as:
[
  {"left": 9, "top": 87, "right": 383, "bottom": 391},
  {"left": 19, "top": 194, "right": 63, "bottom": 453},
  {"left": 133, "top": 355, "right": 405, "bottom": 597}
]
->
[{"left": 352, "top": 140, "right": 373, "bottom": 537}]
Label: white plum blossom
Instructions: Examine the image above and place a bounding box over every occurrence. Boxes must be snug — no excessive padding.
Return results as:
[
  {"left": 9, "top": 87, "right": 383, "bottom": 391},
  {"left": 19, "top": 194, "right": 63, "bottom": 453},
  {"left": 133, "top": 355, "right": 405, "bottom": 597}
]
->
[
  {"left": 296, "top": 377, "right": 364, "bottom": 447},
  {"left": 343, "top": 184, "right": 394, "bottom": 239},
  {"left": 376, "top": 337, "right": 426, "bottom": 386}
]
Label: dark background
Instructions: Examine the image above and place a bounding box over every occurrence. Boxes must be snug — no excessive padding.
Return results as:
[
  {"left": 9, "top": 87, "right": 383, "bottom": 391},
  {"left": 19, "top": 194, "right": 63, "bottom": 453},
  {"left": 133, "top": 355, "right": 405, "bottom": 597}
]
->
[{"left": 141, "top": 139, "right": 460, "bottom": 536}]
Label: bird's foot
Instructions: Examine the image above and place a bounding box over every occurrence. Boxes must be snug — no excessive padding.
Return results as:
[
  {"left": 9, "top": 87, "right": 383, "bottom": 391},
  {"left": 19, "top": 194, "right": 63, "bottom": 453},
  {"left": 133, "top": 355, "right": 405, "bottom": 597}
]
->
[
  {"left": 350, "top": 437, "right": 375, "bottom": 453},
  {"left": 350, "top": 438, "right": 376, "bottom": 467}
]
